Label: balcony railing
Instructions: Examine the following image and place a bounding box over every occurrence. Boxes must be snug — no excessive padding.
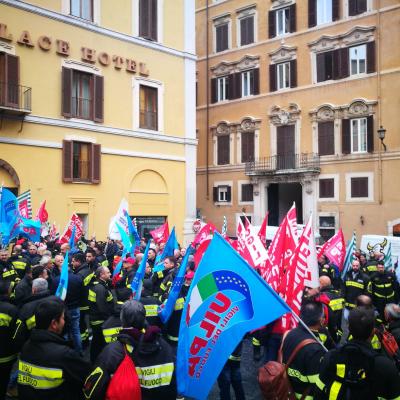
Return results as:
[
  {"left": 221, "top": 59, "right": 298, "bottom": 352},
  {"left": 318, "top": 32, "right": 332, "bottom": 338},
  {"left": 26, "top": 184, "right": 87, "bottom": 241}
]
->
[
  {"left": 245, "top": 153, "right": 320, "bottom": 176},
  {"left": 0, "top": 82, "right": 32, "bottom": 113}
]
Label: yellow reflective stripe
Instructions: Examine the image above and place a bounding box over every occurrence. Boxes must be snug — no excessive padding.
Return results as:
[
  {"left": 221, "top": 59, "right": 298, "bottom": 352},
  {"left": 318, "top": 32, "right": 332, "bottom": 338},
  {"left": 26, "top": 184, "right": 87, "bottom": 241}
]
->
[
  {"left": 287, "top": 368, "right": 318, "bottom": 383},
  {"left": 18, "top": 360, "right": 63, "bottom": 389},
  {"left": 374, "top": 291, "right": 395, "bottom": 298},
  {"left": 345, "top": 281, "right": 365, "bottom": 289},
  {"left": 0, "top": 313, "right": 12, "bottom": 327},
  {"left": 167, "top": 334, "right": 178, "bottom": 342},
  {"left": 126, "top": 344, "right": 134, "bottom": 353},
  {"left": 160, "top": 283, "right": 167, "bottom": 291},
  {"left": 83, "top": 367, "right": 104, "bottom": 399},
  {"left": 316, "top": 376, "right": 325, "bottom": 391},
  {"left": 174, "top": 297, "right": 185, "bottom": 310},
  {"left": 345, "top": 302, "right": 356, "bottom": 308},
  {"left": 329, "top": 299, "right": 344, "bottom": 311},
  {"left": 329, "top": 381, "right": 342, "bottom": 400},
  {"left": 2, "top": 270, "right": 17, "bottom": 278},
  {"left": 102, "top": 327, "right": 121, "bottom": 343},
  {"left": 375, "top": 283, "right": 393, "bottom": 288},
  {"left": 90, "top": 320, "right": 104, "bottom": 326},
  {"left": 12, "top": 261, "right": 26, "bottom": 270},
  {"left": 0, "top": 354, "right": 17, "bottom": 363},
  {"left": 83, "top": 273, "right": 94, "bottom": 286},
  {"left": 101, "top": 260, "right": 109, "bottom": 267},
  {"left": 88, "top": 290, "right": 96, "bottom": 302},
  {"left": 135, "top": 363, "right": 174, "bottom": 388},
  {"left": 371, "top": 334, "right": 381, "bottom": 350},
  {"left": 26, "top": 315, "right": 36, "bottom": 330},
  {"left": 80, "top": 306, "right": 89, "bottom": 311},
  {"left": 229, "top": 355, "right": 241, "bottom": 361},
  {"left": 318, "top": 333, "right": 327, "bottom": 344},
  {"left": 295, "top": 394, "right": 313, "bottom": 400},
  {"left": 252, "top": 337, "right": 261, "bottom": 346},
  {"left": 144, "top": 304, "right": 158, "bottom": 317},
  {"left": 81, "top": 330, "right": 89, "bottom": 340},
  {"left": 336, "top": 364, "right": 345, "bottom": 378},
  {"left": 157, "top": 271, "right": 164, "bottom": 278},
  {"left": 12, "top": 319, "right": 23, "bottom": 339},
  {"left": 106, "top": 293, "right": 113, "bottom": 302}
]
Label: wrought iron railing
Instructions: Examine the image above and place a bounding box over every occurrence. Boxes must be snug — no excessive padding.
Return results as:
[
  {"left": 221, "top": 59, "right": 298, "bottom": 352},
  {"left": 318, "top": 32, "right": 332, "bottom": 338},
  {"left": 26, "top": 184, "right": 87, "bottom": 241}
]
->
[
  {"left": 0, "top": 82, "right": 31, "bottom": 112},
  {"left": 245, "top": 153, "right": 320, "bottom": 175}
]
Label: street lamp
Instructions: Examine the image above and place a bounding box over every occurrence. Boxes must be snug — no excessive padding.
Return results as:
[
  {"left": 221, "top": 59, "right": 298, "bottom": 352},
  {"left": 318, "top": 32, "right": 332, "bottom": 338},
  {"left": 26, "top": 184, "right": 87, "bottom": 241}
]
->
[{"left": 377, "top": 125, "right": 387, "bottom": 151}]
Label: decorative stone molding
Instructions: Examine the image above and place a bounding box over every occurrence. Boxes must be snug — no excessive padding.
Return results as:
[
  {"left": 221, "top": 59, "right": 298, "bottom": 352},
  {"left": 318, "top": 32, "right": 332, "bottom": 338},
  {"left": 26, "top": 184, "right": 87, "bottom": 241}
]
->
[
  {"left": 309, "top": 104, "right": 340, "bottom": 122},
  {"left": 236, "top": 5, "right": 256, "bottom": 17},
  {"left": 268, "top": 45, "right": 297, "bottom": 63},
  {"left": 210, "top": 61, "right": 235, "bottom": 77},
  {"left": 239, "top": 117, "right": 261, "bottom": 132},
  {"left": 301, "top": 179, "right": 314, "bottom": 195},
  {"left": 269, "top": 103, "right": 301, "bottom": 126},
  {"left": 271, "top": 0, "right": 295, "bottom": 10},
  {"left": 0, "top": 40, "right": 15, "bottom": 55},
  {"left": 0, "top": 159, "right": 20, "bottom": 187},
  {"left": 214, "top": 121, "right": 231, "bottom": 136},
  {"left": 341, "top": 99, "right": 377, "bottom": 119},
  {"left": 213, "top": 13, "right": 231, "bottom": 26},
  {"left": 211, "top": 55, "right": 260, "bottom": 77},
  {"left": 236, "top": 55, "right": 260, "bottom": 71},
  {"left": 308, "top": 35, "right": 340, "bottom": 53}
]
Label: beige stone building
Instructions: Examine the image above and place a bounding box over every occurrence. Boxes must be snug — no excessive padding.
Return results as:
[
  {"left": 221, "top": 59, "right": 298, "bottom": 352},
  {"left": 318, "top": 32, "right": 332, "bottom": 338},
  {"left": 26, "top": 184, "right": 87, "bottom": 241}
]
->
[{"left": 196, "top": 0, "right": 400, "bottom": 242}]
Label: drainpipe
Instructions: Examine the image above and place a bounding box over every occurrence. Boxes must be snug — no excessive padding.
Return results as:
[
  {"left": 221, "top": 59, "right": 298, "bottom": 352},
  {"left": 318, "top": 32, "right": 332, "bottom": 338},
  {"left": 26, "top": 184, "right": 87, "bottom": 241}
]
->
[
  {"left": 377, "top": 0, "right": 383, "bottom": 205},
  {"left": 206, "top": 0, "right": 210, "bottom": 199}
]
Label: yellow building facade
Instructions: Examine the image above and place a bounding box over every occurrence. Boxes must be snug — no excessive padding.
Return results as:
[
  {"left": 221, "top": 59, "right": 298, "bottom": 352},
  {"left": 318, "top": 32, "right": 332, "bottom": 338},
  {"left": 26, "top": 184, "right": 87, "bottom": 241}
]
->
[
  {"left": 0, "top": 0, "right": 197, "bottom": 243},
  {"left": 196, "top": 0, "right": 400, "bottom": 241}
]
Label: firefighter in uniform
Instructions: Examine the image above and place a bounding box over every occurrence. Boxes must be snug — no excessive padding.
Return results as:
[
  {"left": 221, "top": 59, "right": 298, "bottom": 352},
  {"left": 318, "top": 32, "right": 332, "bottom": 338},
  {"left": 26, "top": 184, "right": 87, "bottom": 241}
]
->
[
  {"left": 84, "top": 300, "right": 177, "bottom": 400},
  {"left": 88, "top": 266, "right": 114, "bottom": 362},
  {"left": 101, "top": 301, "right": 123, "bottom": 344},
  {"left": 17, "top": 297, "right": 91, "bottom": 400},
  {"left": 151, "top": 256, "right": 176, "bottom": 298},
  {"left": 315, "top": 307, "right": 400, "bottom": 400},
  {"left": 0, "top": 281, "right": 18, "bottom": 399},
  {"left": 114, "top": 257, "right": 136, "bottom": 301},
  {"left": 140, "top": 279, "right": 162, "bottom": 329},
  {"left": 368, "top": 260, "right": 399, "bottom": 319},
  {"left": 9, "top": 245, "right": 30, "bottom": 279},
  {"left": 318, "top": 255, "right": 338, "bottom": 288},
  {"left": 0, "top": 249, "right": 19, "bottom": 301}
]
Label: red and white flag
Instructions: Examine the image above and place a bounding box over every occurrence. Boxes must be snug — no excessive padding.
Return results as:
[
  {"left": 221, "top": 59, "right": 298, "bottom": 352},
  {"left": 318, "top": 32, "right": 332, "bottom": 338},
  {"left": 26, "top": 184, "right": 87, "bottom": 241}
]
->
[
  {"left": 58, "top": 214, "right": 83, "bottom": 244},
  {"left": 35, "top": 200, "right": 48, "bottom": 223},
  {"left": 318, "top": 228, "right": 346, "bottom": 271},
  {"left": 150, "top": 220, "right": 170, "bottom": 244},
  {"left": 192, "top": 223, "right": 217, "bottom": 247},
  {"left": 258, "top": 212, "right": 269, "bottom": 246}
]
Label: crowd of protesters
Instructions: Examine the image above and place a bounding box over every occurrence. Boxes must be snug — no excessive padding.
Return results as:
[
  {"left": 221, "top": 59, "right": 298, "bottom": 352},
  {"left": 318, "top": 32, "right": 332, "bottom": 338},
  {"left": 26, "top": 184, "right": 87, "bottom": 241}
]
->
[{"left": 0, "top": 233, "right": 400, "bottom": 400}]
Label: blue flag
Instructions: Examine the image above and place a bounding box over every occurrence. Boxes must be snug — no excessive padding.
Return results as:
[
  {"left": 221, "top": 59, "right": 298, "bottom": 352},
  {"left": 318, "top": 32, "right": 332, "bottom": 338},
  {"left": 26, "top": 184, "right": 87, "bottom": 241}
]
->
[
  {"left": 124, "top": 210, "right": 140, "bottom": 254},
  {"left": 0, "top": 187, "right": 19, "bottom": 245},
  {"left": 130, "top": 242, "right": 151, "bottom": 300},
  {"left": 18, "top": 218, "right": 41, "bottom": 243},
  {"left": 68, "top": 225, "right": 76, "bottom": 250},
  {"left": 177, "top": 232, "right": 290, "bottom": 399},
  {"left": 153, "top": 227, "right": 179, "bottom": 272},
  {"left": 158, "top": 246, "right": 192, "bottom": 324},
  {"left": 56, "top": 251, "right": 69, "bottom": 301},
  {"left": 116, "top": 223, "right": 131, "bottom": 254},
  {"left": 112, "top": 249, "right": 128, "bottom": 278},
  {"left": 341, "top": 231, "right": 357, "bottom": 279}
]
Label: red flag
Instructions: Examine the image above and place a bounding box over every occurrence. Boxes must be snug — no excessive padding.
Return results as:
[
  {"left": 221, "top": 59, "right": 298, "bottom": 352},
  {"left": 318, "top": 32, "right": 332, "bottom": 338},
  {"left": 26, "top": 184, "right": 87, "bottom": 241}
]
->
[
  {"left": 192, "top": 223, "right": 217, "bottom": 247},
  {"left": 58, "top": 214, "right": 83, "bottom": 244},
  {"left": 35, "top": 200, "right": 48, "bottom": 223},
  {"left": 318, "top": 228, "right": 346, "bottom": 271},
  {"left": 150, "top": 220, "right": 169, "bottom": 244},
  {"left": 258, "top": 212, "right": 269, "bottom": 246},
  {"left": 193, "top": 239, "right": 211, "bottom": 268}
]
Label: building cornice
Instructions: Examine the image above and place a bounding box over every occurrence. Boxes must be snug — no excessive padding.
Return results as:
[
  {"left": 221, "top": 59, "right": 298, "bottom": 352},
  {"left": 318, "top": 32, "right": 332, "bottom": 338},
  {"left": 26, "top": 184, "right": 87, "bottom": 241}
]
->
[{"left": 0, "top": 0, "right": 196, "bottom": 61}]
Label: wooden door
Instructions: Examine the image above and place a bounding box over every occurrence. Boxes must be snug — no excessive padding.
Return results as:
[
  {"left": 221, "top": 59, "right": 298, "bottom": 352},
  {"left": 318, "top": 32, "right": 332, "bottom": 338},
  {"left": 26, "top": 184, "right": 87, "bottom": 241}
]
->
[{"left": 276, "top": 125, "right": 295, "bottom": 169}]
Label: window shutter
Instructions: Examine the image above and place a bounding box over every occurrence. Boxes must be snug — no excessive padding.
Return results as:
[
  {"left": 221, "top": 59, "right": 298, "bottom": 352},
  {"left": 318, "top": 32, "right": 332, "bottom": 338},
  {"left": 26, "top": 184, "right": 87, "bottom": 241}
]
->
[
  {"left": 234, "top": 72, "right": 241, "bottom": 99},
  {"left": 91, "top": 144, "right": 101, "bottom": 183},
  {"left": 342, "top": 119, "right": 351, "bottom": 154},
  {"left": 290, "top": 60, "right": 297, "bottom": 88},
  {"left": 340, "top": 47, "right": 349, "bottom": 79},
  {"left": 253, "top": 68, "right": 260, "bottom": 95},
  {"left": 61, "top": 67, "right": 73, "bottom": 118},
  {"left": 290, "top": 4, "right": 297, "bottom": 33},
  {"left": 211, "top": 78, "right": 217, "bottom": 103},
  {"left": 213, "top": 187, "right": 218, "bottom": 202},
  {"left": 268, "top": 10, "right": 276, "bottom": 38},
  {"left": 332, "top": 0, "right": 340, "bottom": 21},
  {"left": 351, "top": 177, "right": 368, "bottom": 198},
  {"left": 240, "top": 18, "right": 247, "bottom": 45},
  {"left": 332, "top": 49, "right": 340, "bottom": 80},
  {"left": 367, "top": 41, "right": 376, "bottom": 73},
  {"left": 218, "top": 135, "right": 230, "bottom": 165},
  {"left": 62, "top": 140, "right": 73, "bottom": 183},
  {"left": 348, "top": 0, "right": 358, "bottom": 16},
  {"left": 308, "top": 0, "right": 316, "bottom": 28},
  {"left": 318, "top": 121, "right": 335, "bottom": 156},
  {"left": 367, "top": 115, "right": 374, "bottom": 153},
  {"left": 226, "top": 186, "right": 232, "bottom": 202},
  {"left": 269, "top": 64, "right": 277, "bottom": 92},
  {"left": 316, "top": 53, "right": 326, "bottom": 82},
  {"left": 227, "top": 74, "right": 235, "bottom": 100},
  {"left": 93, "top": 75, "right": 104, "bottom": 123},
  {"left": 5, "top": 54, "right": 20, "bottom": 108},
  {"left": 150, "top": 0, "right": 158, "bottom": 41},
  {"left": 139, "top": 0, "right": 149, "bottom": 38},
  {"left": 319, "top": 179, "right": 334, "bottom": 198}
]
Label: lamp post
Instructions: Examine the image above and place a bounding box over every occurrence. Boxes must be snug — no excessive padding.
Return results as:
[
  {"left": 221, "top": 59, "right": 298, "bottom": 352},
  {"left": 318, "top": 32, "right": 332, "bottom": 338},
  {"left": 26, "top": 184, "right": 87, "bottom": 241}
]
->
[{"left": 377, "top": 125, "right": 387, "bottom": 151}]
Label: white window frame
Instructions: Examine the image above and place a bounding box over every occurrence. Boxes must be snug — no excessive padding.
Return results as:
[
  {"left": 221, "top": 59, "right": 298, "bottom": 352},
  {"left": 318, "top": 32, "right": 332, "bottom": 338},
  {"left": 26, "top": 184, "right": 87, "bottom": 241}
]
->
[
  {"left": 132, "top": 0, "right": 164, "bottom": 44},
  {"left": 318, "top": 174, "right": 339, "bottom": 202},
  {"left": 277, "top": 62, "right": 291, "bottom": 90},
  {"left": 237, "top": 129, "right": 259, "bottom": 165},
  {"left": 235, "top": 213, "right": 254, "bottom": 228},
  {"left": 345, "top": 172, "right": 374, "bottom": 202},
  {"left": 132, "top": 77, "right": 164, "bottom": 133},
  {"left": 241, "top": 70, "right": 254, "bottom": 97},
  {"left": 214, "top": 180, "right": 233, "bottom": 206},
  {"left": 276, "top": 7, "right": 290, "bottom": 37},
  {"left": 349, "top": 44, "right": 367, "bottom": 76},
  {"left": 236, "top": 7, "right": 257, "bottom": 48},
  {"left": 318, "top": 212, "right": 339, "bottom": 241},
  {"left": 350, "top": 117, "right": 367, "bottom": 154},
  {"left": 217, "top": 76, "right": 229, "bottom": 102},
  {"left": 62, "top": 0, "right": 101, "bottom": 24},
  {"left": 344, "top": 0, "right": 373, "bottom": 18},
  {"left": 238, "top": 180, "right": 254, "bottom": 205},
  {"left": 316, "top": 0, "right": 333, "bottom": 26},
  {"left": 213, "top": 16, "right": 231, "bottom": 53}
]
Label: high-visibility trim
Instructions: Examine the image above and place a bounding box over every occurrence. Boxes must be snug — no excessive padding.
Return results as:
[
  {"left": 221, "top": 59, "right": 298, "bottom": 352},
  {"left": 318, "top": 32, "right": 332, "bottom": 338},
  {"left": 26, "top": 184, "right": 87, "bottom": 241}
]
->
[
  {"left": 0, "top": 313, "right": 12, "bottom": 327},
  {"left": 18, "top": 360, "right": 63, "bottom": 389},
  {"left": 80, "top": 306, "right": 89, "bottom": 311},
  {"left": 102, "top": 327, "right": 121, "bottom": 343},
  {"left": 345, "top": 302, "right": 356, "bottom": 308},
  {"left": 83, "top": 273, "right": 94, "bottom": 286},
  {"left": 26, "top": 315, "right": 36, "bottom": 330},
  {"left": 287, "top": 368, "right": 318, "bottom": 383},
  {"left": 252, "top": 337, "right": 261, "bottom": 346},
  {"left": 144, "top": 304, "right": 158, "bottom": 317},
  {"left": 0, "top": 354, "right": 17, "bottom": 363},
  {"left": 229, "top": 355, "right": 241, "bottom": 362},
  {"left": 12, "top": 261, "right": 27, "bottom": 270},
  {"left": 329, "top": 381, "right": 342, "bottom": 400},
  {"left": 90, "top": 320, "right": 104, "bottom": 326},
  {"left": 316, "top": 376, "right": 326, "bottom": 391},
  {"left": 294, "top": 394, "right": 313, "bottom": 400},
  {"left": 100, "top": 260, "right": 109, "bottom": 267},
  {"left": 336, "top": 364, "right": 345, "bottom": 378},
  {"left": 135, "top": 363, "right": 174, "bottom": 388},
  {"left": 345, "top": 281, "right": 365, "bottom": 289},
  {"left": 157, "top": 271, "right": 163, "bottom": 278},
  {"left": 378, "top": 397, "right": 400, "bottom": 400},
  {"left": 81, "top": 329, "right": 89, "bottom": 340},
  {"left": 12, "top": 319, "right": 23, "bottom": 339},
  {"left": 329, "top": 298, "right": 344, "bottom": 311},
  {"left": 160, "top": 283, "right": 167, "bottom": 291},
  {"left": 88, "top": 290, "right": 96, "bottom": 302},
  {"left": 374, "top": 291, "right": 395, "bottom": 299},
  {"left": 174, "top": 298, "right": 185, "bottom": 311},
  {"left": 167, "top": 334, "right": 178, "bottom": 342},
  {"left": 2, "top": 270, "right": 17, "bottom": 278},
  {"left": 83, "top": 367, "right": 103, "bottom": 399},
  {"left": 375, "top": 283, "right": 393, "bottom": 288},
  {"left": 106, "top": 293, "right": 113, "bottom": 302},
  {"left": 371, "top": 334, "right": 381, "bottom": 350}
]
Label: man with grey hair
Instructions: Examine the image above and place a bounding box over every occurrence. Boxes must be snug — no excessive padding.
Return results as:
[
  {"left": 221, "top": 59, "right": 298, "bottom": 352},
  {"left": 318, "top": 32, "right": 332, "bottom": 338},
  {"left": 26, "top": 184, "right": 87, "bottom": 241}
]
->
[
  {"left": 385, "top": 303, "right": 400, "bottom": 347},
  {"left": 84, "top": 300, "right": 177, "bottom": 400}
]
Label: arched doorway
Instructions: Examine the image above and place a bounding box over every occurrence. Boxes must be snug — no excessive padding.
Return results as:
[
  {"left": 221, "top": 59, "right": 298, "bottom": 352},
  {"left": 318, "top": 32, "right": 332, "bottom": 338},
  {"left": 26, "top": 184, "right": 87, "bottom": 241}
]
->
[{"left": 0, "top": 159, "right": 20, "bottom": 195}]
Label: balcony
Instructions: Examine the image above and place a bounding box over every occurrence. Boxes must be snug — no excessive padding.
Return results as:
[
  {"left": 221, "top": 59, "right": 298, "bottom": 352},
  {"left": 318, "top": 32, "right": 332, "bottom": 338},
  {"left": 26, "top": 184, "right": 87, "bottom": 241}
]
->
[
  {"left": 0, "top": 82, "right": 32, "bottom": 115},
  {"left": 245, "top": 153, "right": 320, "bottom": 177}
]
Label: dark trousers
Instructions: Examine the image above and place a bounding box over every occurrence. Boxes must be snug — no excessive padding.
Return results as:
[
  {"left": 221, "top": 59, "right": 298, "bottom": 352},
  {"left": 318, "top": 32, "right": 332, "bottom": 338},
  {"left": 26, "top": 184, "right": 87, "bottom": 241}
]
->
[
  {"left": 263, "top": 334, "right": 282, "bottom": 363},
  {"left": 90, "top": 324, "right": 106, "bottom": 363},
  {"left": 217, "top": 361, "right": 245, "bottom": 400},
  {"left": 0, "top": 360, "right": 14, "bottom": 399}
]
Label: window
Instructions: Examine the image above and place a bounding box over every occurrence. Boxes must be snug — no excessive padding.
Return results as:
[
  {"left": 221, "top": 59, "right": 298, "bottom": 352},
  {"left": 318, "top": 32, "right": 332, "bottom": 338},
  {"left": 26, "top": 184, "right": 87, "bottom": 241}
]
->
[
  {"left": 219, "top": 186, "right": 228, "bottom": 202},
  {"left": 270, "top": 60, "right": 297, "bottom": 92},
  {"left": 351, "top": 117, "right": 367, "bottom": 153},
  {"left": 139, "top": 0, "right": 157, "bottom": 41},
  {"left": 70, "top": 0, "right": 93, "bottom": 21},
  {"left": 217, "top": 76, "right": 229, "bottom": 102},
  {"left": 309, "top": 0, "right": 339, "bottom": 27},
  {"left": 269, "top": 5, "right": 296, "bottom": 38},
  {"left": 277, "top": 62, "right": 290, "bottom": 90},
  {"left": 62, "top": 140, "right": 101, "bottom": 183},
  {"left": 239, "top": 15, "right": 254, "bottom": 46},
  {"left": 215, "top": 23, "right": 229, "bottom": 53},
  {"left": 241, "top": 132, "right": 255, "bottom": 163},
  {"left": 318, "top": 121, "right": 334, "bottom": 156},
  {"left": 317, "top": 0, "right": 332, "bottom": 25},
  {"left": 241, "top": 184, "right": 254, "bottom": 202},
  {"left": 276, "top": 8, "right": 290, "bottom": 36},
  {"left": 217, "top": 135, "right": 230, "bottom": 165},
  {"left": 241, "top": 70, "right": 254, "bottom": 97},
  {"left": 319, "top": 178, "right": 334, "bottom": 198},
  {"left": 0, "top": 52, "right": 20, "bottom": 108},
  {"left": 319, "top": 216, "right": 336, "bottom": 242},
  {"left": 213, "top": 185, "right": 232, "bottom": 203},
  {"left": 350, "top": 45, "right": 366, "bottom": 75},
  {"left": 349, "top": 0, "right": 367, "bottom": 16},
  {"left": 139, "top": 85, "right": 158, "bottom": 130},
  {"left": 62, "top": 67, "right": 104, "bottom": 122},
  {"left": 351, "top": 177, "right": 368, "bottom": 198}
]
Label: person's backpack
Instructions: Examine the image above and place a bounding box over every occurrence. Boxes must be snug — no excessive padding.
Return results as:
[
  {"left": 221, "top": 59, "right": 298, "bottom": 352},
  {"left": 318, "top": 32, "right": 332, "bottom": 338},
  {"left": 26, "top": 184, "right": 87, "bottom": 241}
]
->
[
  {"left": 258, "top": 338, "right": 316, "bottom": 400},
  {"left": 375, "top": 327, "right": 400, "bottom": 369},
  {"left": 105, "top": 346, "right": 142, "bottom": 400}
]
